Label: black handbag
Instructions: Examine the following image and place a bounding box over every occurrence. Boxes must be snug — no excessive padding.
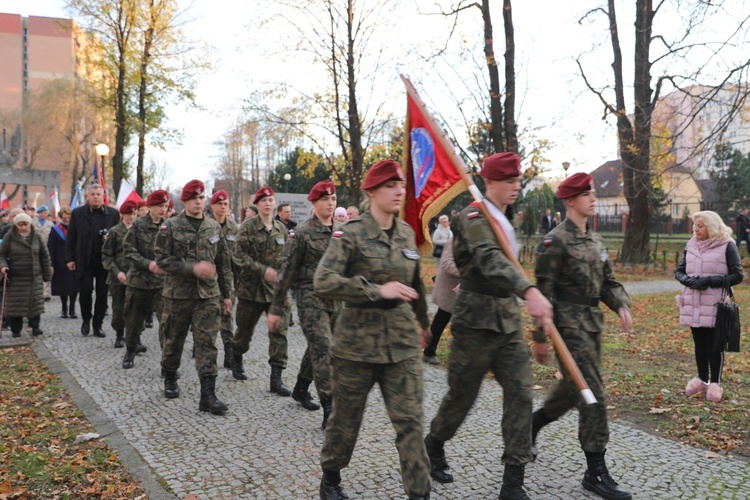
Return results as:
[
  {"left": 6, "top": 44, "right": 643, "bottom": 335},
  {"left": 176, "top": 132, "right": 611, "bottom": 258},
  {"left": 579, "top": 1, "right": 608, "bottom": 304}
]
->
[
  {"left": 432, "top": 245, "right": 443, "bottom": 258},
  {"left": 713, "top": 276, "right": 741, "bottom": 352}
]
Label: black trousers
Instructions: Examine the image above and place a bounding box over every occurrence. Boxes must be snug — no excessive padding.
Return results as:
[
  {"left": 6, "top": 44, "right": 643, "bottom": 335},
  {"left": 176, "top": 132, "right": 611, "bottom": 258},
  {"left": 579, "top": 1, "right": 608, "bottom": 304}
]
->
[
  {"left": 78, "top": 263, "right": 109, "bottom": 327},
  {"left": 691, "top": 327, "right": 724, "bottom": 384},
  {"left": 423, "top": 308, "right": 452, "bottom": 357},
  {"left": 8, "top": 316, "right": 40, "bottom": 334}
]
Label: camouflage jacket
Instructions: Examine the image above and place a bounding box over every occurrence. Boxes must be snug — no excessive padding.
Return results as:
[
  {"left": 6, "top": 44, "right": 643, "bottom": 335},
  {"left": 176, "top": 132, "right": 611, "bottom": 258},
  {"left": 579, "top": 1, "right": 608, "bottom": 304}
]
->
[
  {"left": 269, "top": 215, "right": 341, "bottom": 316},
  {"left": 124, "top": 215, "right": 165, "bottom": 290},
  {"left": 209, "top": 216, "right": 239, "bottom": 255},
  {"left": 534, "top": 218, "right": 631, "bottom": 341},
  {"left": 450, "top": 205, "right": 533, "bottom": 335},
  {"left": 101, "top": 222, "right": 130, "bottom": 286},
  {"left": 154, "top": 212, "right": 234, "bottom": 300},
  {"left": 313, "top": 211, "right": 429, "bottom": 364},
  {"left": 232, "top": 216, "right": 288, "bottom": 303}
]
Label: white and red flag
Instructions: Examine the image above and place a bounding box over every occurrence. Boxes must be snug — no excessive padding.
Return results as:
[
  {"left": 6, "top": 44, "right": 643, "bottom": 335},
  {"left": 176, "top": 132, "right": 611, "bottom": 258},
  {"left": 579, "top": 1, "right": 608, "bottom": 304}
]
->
[{"left": 116, "top": 179, "right": 143, "bottom": 208}]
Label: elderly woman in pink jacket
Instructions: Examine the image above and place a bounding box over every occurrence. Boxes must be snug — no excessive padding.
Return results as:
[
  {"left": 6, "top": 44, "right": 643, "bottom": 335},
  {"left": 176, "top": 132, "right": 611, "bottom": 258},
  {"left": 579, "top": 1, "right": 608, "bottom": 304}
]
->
[{"left": 675, "top": 211, "right": 743, "bottom": 402}]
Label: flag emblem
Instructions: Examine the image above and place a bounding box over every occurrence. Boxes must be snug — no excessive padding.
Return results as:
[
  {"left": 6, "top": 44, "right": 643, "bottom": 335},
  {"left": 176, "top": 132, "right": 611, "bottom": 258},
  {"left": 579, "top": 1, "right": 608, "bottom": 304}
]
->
[
  {"left": 410, "top": 128, "right": 435, "bottom": 198},
  {"left": 332, "top": 230, "right": 344, "bottom": 238}
]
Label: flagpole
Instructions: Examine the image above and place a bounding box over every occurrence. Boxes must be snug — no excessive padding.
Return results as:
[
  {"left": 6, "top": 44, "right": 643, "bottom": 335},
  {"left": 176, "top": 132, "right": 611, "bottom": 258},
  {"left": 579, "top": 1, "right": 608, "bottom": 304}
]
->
[{"left": 401, "top": 74, "right": 597, "bottom": 405}]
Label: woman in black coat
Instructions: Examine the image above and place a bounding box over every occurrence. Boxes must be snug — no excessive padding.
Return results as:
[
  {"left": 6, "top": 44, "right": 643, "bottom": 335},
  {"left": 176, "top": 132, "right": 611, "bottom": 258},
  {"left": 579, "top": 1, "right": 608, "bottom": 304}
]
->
[
  {"left": 0, "top": 214, "right": 53, "bottom": 337},
  {"left": 47, "top": 207, "right": 79, "bottom": 318}
]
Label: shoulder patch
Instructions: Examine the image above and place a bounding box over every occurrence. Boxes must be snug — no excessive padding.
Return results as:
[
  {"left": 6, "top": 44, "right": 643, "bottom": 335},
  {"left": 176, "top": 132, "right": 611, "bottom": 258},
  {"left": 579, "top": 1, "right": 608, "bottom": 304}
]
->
[
  {"left": 288, "top": 231, "right": 295, "bottom": 239},
  {"left": 467, "top": 211, "right": 481, "bottom": 220},
  {"left": 332, "top": 230, "right": 344, "bottom": 238},
  {"left": 160, "top": 224, "right": 168, "bottom": 231},
  {"left": 543, "top": 238, "right": 553, "bottom": 246}
]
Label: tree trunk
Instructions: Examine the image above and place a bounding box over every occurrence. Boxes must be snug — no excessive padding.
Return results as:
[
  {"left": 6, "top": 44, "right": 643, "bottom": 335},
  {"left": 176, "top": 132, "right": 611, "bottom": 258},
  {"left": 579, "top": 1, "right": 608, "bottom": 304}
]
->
[
  {"left": 607, "top": 0, "right": 653, "bottom": 263},
  {"left": 482, "top": 0, "right": 504, "bottom": 152},
  {"left": 502, "top": 0, "right": 518, "bottom": 153},
  {"left": 114, "top": 52, "right": 126, "bottom": 198},
  {"left": 137, "top": 1, "right": 155, "bottom": 196},
  {"left": 346, "top": 0, "right": 363, "bottom": 206}
]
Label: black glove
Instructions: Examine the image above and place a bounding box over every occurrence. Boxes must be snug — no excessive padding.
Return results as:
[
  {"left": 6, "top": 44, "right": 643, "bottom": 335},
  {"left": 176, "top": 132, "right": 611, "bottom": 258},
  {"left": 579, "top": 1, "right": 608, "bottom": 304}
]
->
[
  {"left": 691, "top": 276, "right": 710, "bottom": 290},
  {"left": 682, "top": 276, "right": 698, "bottom": 288}
]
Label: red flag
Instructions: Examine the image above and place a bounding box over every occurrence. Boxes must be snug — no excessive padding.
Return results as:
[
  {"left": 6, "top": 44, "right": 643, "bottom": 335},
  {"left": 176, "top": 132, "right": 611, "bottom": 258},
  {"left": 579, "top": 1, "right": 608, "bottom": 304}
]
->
[
  {"left": 401, "top": 79, "right": 467, "bottom": 254},
  {"left": 0, "top": 190, "right": 9, "bottom": 210}
]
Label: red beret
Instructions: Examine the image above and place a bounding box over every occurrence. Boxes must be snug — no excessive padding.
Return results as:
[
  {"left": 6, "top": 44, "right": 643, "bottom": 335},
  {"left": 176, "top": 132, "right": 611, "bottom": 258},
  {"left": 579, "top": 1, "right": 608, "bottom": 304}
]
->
[
  {"left": 119, "top": 200, "right": 138, "bottom": 215},
  {"left": 211, "top": 190, "right": 229, "bottom": 205},
  {"left": 168, "top": 200, "right": 174, "bottom": 209},
  {"left": 556, "top": 172, "right": 594, "bottom": 199},
  {"left": 308, "top": 181, "right": 336, "bottom": 202},
  {"left": 181, "top": 180, "right": 205, "bottom": 202},
  {"left": 136, "top": 200, "right": 147, "bottom": 209},
  {"left": 253, "top": 186, "right": 275, "bottom": 205},
  {"left": 361, "top": 160, "right": 405, "bottom": 190},
  {"left": 146, "top": 189, "right": 170, "bottom": 206},
  {"left": 480, "top": 152, "right": 521, "bottom": 180}
]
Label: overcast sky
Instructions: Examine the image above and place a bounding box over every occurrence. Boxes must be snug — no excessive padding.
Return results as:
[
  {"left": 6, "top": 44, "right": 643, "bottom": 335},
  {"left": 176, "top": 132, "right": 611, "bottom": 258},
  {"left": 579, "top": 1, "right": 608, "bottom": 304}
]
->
[{"left": 5, "top": 1, "right": 748, "bottom": 190}]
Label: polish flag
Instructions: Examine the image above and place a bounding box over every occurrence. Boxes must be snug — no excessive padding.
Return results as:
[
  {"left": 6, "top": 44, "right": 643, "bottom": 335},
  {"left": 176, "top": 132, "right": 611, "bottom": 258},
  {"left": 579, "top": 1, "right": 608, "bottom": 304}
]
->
[
  {"left": 116, "top": 179, "right": 143, "bottom": 208},
  {"left": 0, "top": 191, "right": 9, "bottom": 210},
  {"left": 48, "top": 188, "right": 61, "bottom": 217}
]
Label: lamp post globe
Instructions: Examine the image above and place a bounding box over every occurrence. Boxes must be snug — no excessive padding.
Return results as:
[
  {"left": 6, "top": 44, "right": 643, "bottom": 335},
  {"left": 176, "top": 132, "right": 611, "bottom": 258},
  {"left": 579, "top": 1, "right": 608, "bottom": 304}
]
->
[
  {"left": 562, "top": 161, "right": 570, "bottom": 178},
  {"left": 283, "top": 173, "right": 291, "bottom": 192}
]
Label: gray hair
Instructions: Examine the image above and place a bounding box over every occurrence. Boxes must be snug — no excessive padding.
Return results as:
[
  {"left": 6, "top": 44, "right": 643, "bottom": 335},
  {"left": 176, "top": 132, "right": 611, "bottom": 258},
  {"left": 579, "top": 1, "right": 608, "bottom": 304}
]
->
[{"left": 87, "top": 183, "right": 104, "bottom": 193}]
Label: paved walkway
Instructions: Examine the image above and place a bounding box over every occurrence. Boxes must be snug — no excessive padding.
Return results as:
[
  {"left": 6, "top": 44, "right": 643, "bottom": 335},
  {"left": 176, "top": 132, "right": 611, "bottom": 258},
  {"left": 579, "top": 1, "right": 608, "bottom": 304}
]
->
[{"left": 15, "top": 285, "right": 749, "bottom": 499}]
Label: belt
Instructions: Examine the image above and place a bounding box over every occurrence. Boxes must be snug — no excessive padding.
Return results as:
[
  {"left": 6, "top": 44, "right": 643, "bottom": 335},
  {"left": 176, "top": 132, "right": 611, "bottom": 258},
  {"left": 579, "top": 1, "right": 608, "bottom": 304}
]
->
[
  {"left": 556, "top": 293, "right": 600, "bottom": 307},
  {"left": 459, "top": 279, "right": 511, "bottom": 298},
  {"left": 347, "top": 299, "right": 405, "bottom": 309}
]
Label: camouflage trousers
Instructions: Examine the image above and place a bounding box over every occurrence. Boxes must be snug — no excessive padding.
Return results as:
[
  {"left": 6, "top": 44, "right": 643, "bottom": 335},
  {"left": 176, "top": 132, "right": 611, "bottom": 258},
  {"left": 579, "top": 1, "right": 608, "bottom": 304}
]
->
[
  {"left": 321, "top": 356, "right": 430, "bottom": 498},
  {"left": 233, "top": 299, "right": 287, "bottom": 368},
  {"left": 540, "top": 326, "right": 609, "bottom": 452},
  {"left": 429, "top": 326, "right": 534, "bottom": 466},
  {"left": 219, "top": 297, "right": 236, "bottom": 346},
  {"left": 295, "top": 306, "right": 335, "bottom": 399},
  {"left": 110, "top": 284, "right": 126, "bottom": 333},
  {"left": 161, "top": 297, "right": 221, "bottom": 378},
  {"left": 124, "top": 287, "right": 164, "bottom": 351}
]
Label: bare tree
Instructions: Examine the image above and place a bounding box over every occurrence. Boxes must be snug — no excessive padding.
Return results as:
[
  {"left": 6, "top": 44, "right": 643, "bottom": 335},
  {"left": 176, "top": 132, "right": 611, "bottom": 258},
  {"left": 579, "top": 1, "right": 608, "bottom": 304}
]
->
[
  {"left": 212, "top": 121, "right": 250, "bottom": 220},
  {"left": 579, "top": 0, "right": 750, "bottom": 262}
]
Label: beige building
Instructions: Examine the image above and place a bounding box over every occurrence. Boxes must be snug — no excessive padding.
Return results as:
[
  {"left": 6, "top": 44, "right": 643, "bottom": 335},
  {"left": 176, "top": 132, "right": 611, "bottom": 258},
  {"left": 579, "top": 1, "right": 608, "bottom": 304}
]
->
[
  {"left": 0, "top": 13, "right": 104, "bottom": 210},
  {"left": 590, "top": 160, "right": 702, "bottom": 219}
]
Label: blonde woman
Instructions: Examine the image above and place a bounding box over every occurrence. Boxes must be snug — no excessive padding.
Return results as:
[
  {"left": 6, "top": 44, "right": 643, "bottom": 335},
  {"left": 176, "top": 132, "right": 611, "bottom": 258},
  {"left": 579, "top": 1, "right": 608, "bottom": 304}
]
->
[{"left": 675, "top": 211, "right": 743, "bottom": 402}]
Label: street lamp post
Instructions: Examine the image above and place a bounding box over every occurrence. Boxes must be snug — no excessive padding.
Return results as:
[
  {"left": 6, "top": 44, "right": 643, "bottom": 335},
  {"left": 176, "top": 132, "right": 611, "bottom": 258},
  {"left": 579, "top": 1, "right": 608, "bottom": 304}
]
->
[
  {"left": 95, "top": 143, "right": 110, "bottom": 174},
  {"left": 562, "top": 161, "right": 570, "bottom": 178},
  {"left": 283, "top": 173, "right": 291, "bottom": 192}
]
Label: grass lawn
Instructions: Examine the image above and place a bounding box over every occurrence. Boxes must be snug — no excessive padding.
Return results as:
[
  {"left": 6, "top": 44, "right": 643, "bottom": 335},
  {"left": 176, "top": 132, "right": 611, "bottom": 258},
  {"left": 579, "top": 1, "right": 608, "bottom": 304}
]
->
[
  {"left": 432, "top": 287, "right": 750, "bottom": 459},
  {"left": 0, "top": 346, "right": 146, "bottom": 499}
]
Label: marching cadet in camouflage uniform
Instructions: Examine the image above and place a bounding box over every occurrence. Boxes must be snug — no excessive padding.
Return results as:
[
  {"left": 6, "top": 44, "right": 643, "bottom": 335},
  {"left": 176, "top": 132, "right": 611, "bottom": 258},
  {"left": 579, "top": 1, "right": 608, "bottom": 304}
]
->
[
  {"left": 155, "top": 180, "right": 234, "bottom": 415},
  {"left": 121, "top": 190, "right": 169, "bottom": 370},
  {"left": 533, "top": 173, "right": 633, "bottom": 500},
  {"left": 209, "top": 190, "right": 239, "bottom": 369},
  {"left": 231, "top": 186, "right": 291, "bottom": 396},
  {"left": 424, "top": 153, "right": 553, "bottom": 500},
  {"left": 314, "top": 160, "right": 432, "bottom": 500},
  {"left": 268, "top": 180, "right": 340, "bottom": 428},
  {"left": 101, "top": 200, "right": 137, "bottom": 349}
]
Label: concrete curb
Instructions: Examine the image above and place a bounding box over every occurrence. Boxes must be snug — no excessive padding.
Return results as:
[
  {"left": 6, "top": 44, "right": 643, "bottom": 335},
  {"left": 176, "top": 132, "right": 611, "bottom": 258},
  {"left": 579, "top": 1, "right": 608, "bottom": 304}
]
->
[{"left": 32, "top": 339, "right": 177, "bottom": 500}]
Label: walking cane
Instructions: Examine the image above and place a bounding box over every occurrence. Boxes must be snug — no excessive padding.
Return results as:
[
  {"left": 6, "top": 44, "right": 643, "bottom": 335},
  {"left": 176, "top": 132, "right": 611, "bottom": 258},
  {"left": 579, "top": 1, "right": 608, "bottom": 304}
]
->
[
  {"left": 402, "top": 75, "right": 597, "bottom": 405},
  {"left": 0, "top": 272, "right": 7, "bottom": 337}
]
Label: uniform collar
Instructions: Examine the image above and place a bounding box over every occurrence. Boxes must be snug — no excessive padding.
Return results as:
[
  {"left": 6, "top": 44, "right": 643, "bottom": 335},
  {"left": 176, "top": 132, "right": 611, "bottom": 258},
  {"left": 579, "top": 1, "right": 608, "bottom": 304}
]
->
[
  {"left": 361, "top": 211, "right": 406, "bottom": 243},
  {"left": 563, "top": 217, "right": 591, "bottom": 239}
]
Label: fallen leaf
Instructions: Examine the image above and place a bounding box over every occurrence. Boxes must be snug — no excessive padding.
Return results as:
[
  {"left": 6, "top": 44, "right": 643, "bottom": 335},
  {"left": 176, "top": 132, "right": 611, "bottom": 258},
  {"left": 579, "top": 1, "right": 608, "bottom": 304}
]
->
[
  {"left": 649, "top": 407, "right": 671, "bottom": 414},
  {"left": 0, "top": 481, "right": 11, "bottom": 494},
  {"left": 704, "top": 451, "right": 721, "bottom": 459},
  {"left": 554, "top": 371, "right": 563, "bottom": 380},
  {"left": 532, "top": 384, "right": 543, "bottom": 390}
]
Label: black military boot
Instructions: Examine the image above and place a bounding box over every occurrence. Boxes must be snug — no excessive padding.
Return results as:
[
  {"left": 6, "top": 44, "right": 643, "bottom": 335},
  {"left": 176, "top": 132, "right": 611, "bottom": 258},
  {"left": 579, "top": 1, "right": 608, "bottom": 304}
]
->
[
  {"left": 582, "top": 450, "right": 632, "bottom": 500},
  {"left": 292, "top": 377, "right": 320, "bottom": 410},
  {"left": 160, "top": 366, "right": 181, "bottom": 379},
  {"left": 231, "top": 353, "right": 247, "bottom": 380},
  {"left": 499, "top": 464, "right": 529, "bottom": 500},
  {"left": 320, "top": 394, "right": 332, "bottom": 430},
  {"left": 531, "top": 409, "right": 554, "bottom": 460},
  {"left": 122, "top": 348, "right": 136, "bottom": 369},
  {"left": 135, "top": 343, "right": 147, "bottom": 354},
  {"left": 320, "top": 469, "right": 349, "bottom": 500},
  {"left": 199, "top": 376, "right": 228, "bottom": 415},
  {"left": 270, "top": 365, "right": 291, "bottom": 396},
  {"left": 145, "top": 312, "right": 153, "bottom": 329},
  {"left": 223, "top": 343, "right": 233, "bottom": 369},
  {"left": 163, "top": 369, "right": 180, "bottom": 399},
  {"left": 424, "top": 434, "right": 453, "bottom": 483},
  {"left": 114, "top": 330, "right": 125, "bottom": 348}
]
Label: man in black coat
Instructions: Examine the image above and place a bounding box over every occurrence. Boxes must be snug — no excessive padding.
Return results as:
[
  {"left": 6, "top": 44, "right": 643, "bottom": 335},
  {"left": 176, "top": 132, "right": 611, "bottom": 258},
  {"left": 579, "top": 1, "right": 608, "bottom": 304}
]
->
[
  {"left": 736, "top": 208, "right": 750, "bottom": 257},
  {"left": 540, "top": 208, "right": 556, "bottom": 234},
  {"left": 65, "top": 183, "right": 120, "bottom": 337}
]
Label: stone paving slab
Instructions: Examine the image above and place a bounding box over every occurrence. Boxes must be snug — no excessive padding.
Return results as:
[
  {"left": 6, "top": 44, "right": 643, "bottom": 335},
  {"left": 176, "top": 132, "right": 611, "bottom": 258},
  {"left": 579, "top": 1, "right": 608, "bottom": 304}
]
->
[{"left": 30, "top": 300, "right": 750, "bottom": 499}]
